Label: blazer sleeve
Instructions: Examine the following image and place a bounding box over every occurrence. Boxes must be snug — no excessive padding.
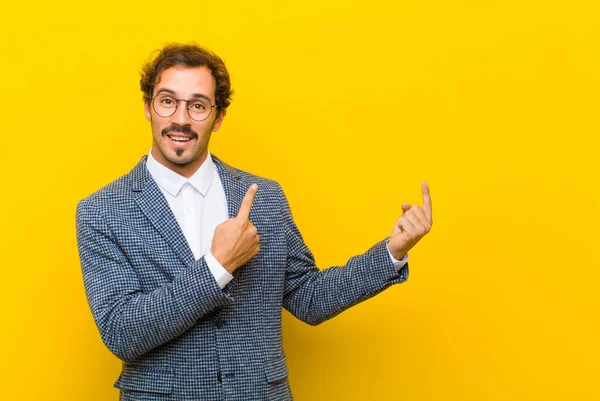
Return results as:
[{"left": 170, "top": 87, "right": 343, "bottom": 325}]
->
[
  {"left": 278, "top": 185, "right": 409, "bottom": 325},
  {"left": 76, "top": 198, "right": 233, "bottom": 363}
]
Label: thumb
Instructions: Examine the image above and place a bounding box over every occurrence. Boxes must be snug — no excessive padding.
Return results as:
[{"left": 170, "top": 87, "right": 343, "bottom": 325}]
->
[{"left": 402, "top": 203, "right": 412, "bottom": 214}]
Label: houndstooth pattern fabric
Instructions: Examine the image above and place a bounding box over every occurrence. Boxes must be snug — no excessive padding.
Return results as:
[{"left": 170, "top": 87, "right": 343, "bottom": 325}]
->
[{"left": 76, "top": 155, "right": 409, "bottom": 400}]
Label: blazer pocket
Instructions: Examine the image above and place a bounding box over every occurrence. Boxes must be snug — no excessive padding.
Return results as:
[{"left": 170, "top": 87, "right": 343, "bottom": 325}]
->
[
  {"left": 264, "top": 353, "right": 289, "bottom": 384},
  {"left": 114, "top": 368, "right": 174, "bottom": 394}
]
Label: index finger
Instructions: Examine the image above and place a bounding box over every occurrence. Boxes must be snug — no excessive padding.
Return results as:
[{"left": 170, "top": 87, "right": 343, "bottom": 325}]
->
[
  {"left": 421, "top": 181, "right": 433, "bottom": 224},
  {"left": 237, "top": 184, "right": 258, "bottom": 220}
]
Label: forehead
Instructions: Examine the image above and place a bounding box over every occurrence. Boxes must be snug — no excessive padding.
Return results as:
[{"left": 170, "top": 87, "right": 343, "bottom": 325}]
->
[{"left": 154, "top": 65, "right": 216, "bottom": 98}]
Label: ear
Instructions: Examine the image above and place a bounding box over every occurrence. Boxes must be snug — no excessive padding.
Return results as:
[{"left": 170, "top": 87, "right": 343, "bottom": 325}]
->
[
  {"left": 144, "top": 99, "right": 152, "bottom": 122},
  {"left": 212, "top": 109, "right": 227, "bottom": 132}
]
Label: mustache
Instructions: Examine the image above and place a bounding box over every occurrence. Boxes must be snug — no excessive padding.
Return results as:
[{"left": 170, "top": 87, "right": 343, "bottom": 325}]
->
[{"left": 161, "top": 124, "right": 198, "bottom": 138}]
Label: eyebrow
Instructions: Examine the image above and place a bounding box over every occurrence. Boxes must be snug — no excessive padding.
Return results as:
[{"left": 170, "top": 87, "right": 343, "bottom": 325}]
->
[{"left": 155, "top": 88, "right": 212, "bottom": 102}]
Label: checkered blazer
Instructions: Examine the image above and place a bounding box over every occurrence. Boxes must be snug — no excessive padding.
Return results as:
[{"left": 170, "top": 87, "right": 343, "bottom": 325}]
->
[{"left": 76, "top": 155, "right": 409, "bottom": 401}]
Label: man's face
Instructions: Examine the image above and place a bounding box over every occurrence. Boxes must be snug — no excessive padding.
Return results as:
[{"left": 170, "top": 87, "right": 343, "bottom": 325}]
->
[{"left": 144, "top": 65, "right": 225, "bottom": 177}]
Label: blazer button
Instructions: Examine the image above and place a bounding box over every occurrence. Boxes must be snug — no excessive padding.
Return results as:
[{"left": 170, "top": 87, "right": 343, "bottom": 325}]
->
[
  {"left": 215, "top": 315, "right": 225, "bottom": 329},
  {"left": 217, "top": 370, "right": 222, "bottom": 383}
]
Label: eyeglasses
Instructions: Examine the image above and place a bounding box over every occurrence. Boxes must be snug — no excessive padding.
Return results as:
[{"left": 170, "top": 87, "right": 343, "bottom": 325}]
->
[{"left": 151, "top": 93, "right": 216, "bottom": 122}]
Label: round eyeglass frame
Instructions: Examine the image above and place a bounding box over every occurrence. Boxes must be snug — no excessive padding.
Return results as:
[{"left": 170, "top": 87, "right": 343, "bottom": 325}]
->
[{"left": 151, "top": 95, "right": 217, "bottom": 122}]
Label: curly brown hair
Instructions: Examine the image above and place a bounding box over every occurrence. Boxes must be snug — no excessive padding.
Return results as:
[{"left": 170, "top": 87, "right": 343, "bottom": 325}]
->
[{"left": 140, "top": 43, "right": 233, "bottom": 113}]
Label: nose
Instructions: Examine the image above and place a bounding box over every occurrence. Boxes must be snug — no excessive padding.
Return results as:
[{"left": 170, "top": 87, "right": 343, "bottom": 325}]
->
[{"left": 172, "top": 99, "right": 192, "bottom": 125}]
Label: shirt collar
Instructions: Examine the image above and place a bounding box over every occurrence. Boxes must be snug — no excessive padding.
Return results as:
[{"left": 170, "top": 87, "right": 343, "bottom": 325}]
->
[{"left": 146, "top": 149, "right": 216, "bottom": 197}]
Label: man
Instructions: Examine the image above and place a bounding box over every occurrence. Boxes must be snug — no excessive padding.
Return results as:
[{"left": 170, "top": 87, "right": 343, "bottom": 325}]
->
[{"left": 76, "top": 43, "right": 433, "bottom": 401}]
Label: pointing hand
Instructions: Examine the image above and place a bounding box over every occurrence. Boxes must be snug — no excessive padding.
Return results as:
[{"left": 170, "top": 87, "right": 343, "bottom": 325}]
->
[
  {"left": 210, "top": 184, "right": 261, "bottom": 273},
  {"left": 388, "top": 181, "right": 433, "bottom": 260}
]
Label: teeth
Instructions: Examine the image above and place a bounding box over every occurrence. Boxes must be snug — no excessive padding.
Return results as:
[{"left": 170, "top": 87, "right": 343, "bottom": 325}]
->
[{"left": 169, "top": 136, "right": 191, "bottom": 142}]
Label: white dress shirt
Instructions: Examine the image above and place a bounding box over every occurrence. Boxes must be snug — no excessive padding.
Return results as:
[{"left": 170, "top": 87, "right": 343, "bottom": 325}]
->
[
  {"left": 146, "top": 150, "right": 407, "bottom": 290},
  {"left": 146, "top": 150, "right": 233, "bottom": 288}
]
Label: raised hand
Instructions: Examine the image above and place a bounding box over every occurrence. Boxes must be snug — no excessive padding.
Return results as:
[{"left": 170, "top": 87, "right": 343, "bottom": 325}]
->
[
  {"left": 388, "top": 181, "right": 433, "bottom": 260},
  {"left": 210, "top": 184, "right": 261, "bottom": 273}
]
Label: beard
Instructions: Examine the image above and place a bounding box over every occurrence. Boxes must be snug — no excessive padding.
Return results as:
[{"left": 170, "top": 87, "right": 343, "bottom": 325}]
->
[
  {"left": 150, "top": 117, "right": 217, "bottom": 173},
  {"left": 155, "top": 122, "right": 215, "bottom": 166}
]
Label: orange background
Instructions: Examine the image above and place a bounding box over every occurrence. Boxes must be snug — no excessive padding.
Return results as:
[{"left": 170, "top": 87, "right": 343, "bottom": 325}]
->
[{"left": 1, "top": 0, "right": 599, "bottom": 400}]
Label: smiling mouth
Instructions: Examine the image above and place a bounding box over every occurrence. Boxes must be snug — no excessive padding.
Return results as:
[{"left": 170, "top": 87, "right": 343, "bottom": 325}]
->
[{"left": 167, "top": 135, "right": 193, "bottom": 143}]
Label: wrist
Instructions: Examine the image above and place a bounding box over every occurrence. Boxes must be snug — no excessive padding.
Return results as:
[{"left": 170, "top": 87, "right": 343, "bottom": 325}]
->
[
  {"left": 386, "top": 240, "right": 406, "bottom": 261},
  {"left": 210, "top": 247, "right": 232, "bottom": 273}
]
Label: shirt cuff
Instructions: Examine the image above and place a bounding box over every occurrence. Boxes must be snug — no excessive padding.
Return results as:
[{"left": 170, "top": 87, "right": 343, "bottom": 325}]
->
[
  {"left": 386, "top": 241, "right": 408, "bottom": 272},
  {"left": 205, "top": 251, "right": 234, "bottom": 289}
]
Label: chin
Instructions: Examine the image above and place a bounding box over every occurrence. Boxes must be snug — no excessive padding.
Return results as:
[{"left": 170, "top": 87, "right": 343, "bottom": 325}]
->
[{"left": 167, "top": 155, "right": 194, "bottom": 166}]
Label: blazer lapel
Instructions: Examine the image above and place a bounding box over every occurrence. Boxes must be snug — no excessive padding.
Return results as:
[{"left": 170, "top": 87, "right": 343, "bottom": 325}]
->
[
  {"left": 212, "top": 155, "right": 255, "bottom": 291},
  {"left": 130, "top": 156, "right": 195, "bottom": 267},
  {"left": 212, "top": 155, "right": 246, "bottom": 220}
]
